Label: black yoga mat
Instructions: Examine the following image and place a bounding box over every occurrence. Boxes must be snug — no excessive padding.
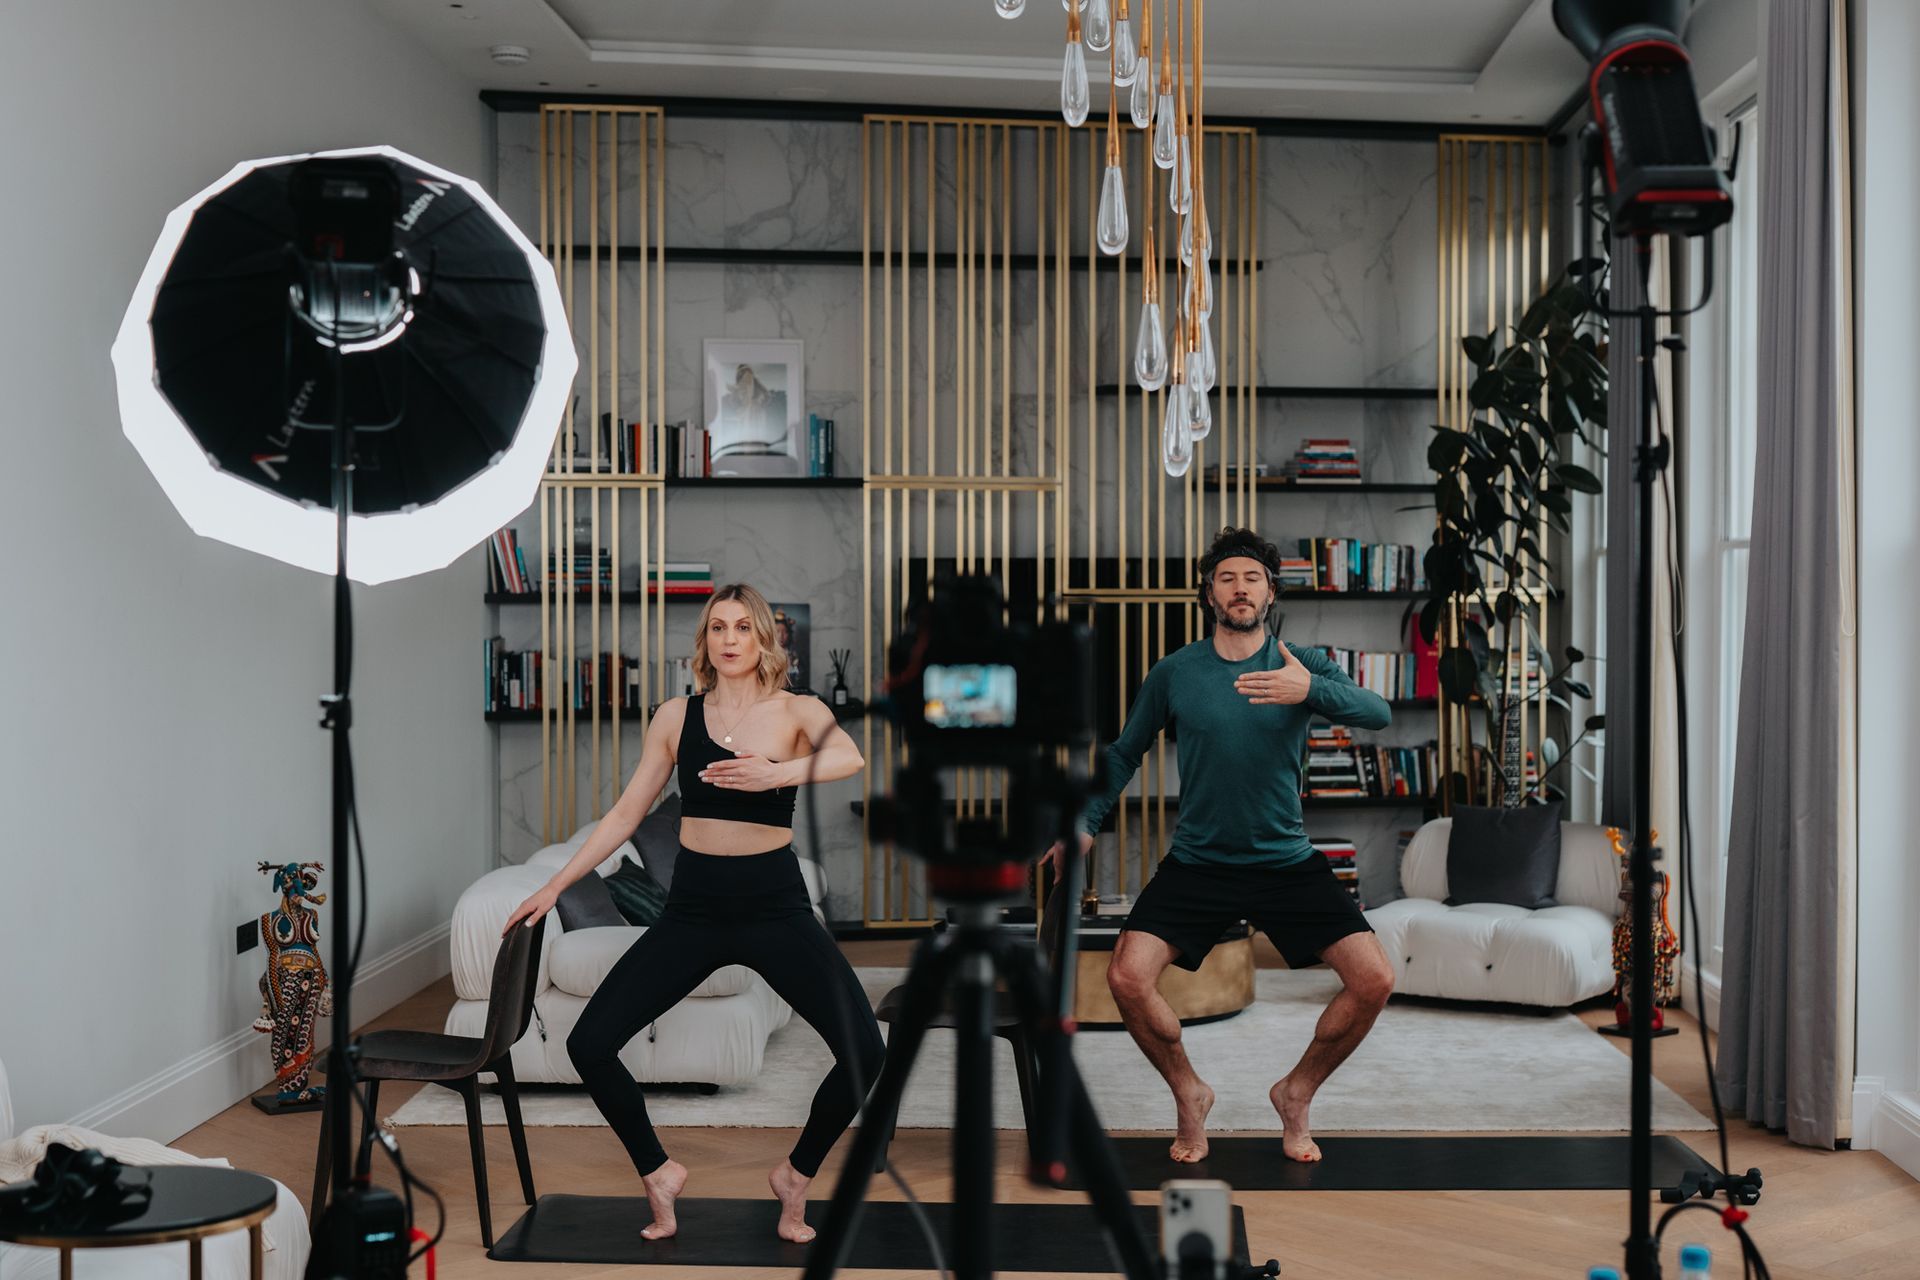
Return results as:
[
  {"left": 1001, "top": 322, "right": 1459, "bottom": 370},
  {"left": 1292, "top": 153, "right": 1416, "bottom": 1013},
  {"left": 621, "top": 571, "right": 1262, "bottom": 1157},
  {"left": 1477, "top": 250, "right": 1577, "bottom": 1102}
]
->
[
  {"left": 488, "top": 1195, "right": 1251, "bottom": 1271},
  {"left": 1062, "top": 1134, "right": 1714, "bottom": 1193}
]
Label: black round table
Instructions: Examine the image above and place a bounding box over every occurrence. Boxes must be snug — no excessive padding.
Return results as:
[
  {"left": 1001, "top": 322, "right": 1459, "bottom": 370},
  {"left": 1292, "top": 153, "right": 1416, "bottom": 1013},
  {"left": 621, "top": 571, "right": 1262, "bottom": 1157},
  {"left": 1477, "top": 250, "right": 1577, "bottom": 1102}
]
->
[{"left": 0, "top": 1165, "right": 278, "bottom": 1280}]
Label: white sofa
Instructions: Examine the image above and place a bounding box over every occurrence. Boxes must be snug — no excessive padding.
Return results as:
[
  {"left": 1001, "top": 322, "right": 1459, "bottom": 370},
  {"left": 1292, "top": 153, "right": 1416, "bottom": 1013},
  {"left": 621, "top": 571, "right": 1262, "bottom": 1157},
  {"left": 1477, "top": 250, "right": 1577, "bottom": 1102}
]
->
[
  {"left": 1363, "top": 817, "right": 1621, "bottom": 1008},
  {"left": 0, "top": 1059, "right": 310, "bottom": 1280},
  {"left": 447, "top": 824, "right": 825, "bottom": 1085}
]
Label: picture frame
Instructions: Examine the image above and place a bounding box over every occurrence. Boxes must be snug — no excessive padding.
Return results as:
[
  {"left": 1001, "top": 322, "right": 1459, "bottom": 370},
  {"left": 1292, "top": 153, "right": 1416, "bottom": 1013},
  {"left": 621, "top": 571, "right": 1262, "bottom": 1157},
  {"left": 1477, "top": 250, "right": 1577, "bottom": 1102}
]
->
[
  {"left": 770, "top": 602, "right": 811, "bottom": 693},
  {"left": 702, "top": 338, "right": 805, "bottom": 476}
]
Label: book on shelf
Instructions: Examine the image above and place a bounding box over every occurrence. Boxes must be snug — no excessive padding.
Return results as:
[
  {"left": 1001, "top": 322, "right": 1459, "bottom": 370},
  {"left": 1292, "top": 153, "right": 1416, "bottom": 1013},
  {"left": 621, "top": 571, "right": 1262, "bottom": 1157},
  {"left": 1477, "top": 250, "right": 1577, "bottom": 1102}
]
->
[
  {"left": 486, "top": 529, "right": 536, "bottom": 594},
  {"left": 1302, "top": 730, "right": 1439, "bottom": 800},
  {"left": 1295, "top": 644, "right": 1424, "bottom": 701},
  {"left": 484, "top": 637, "right": 543, "bottom": 712},
  {"left": 808, "top": 414, "right": 837, "bottom": 478},
  {"left": 1284, "top": 437, "right": 1363, "bottom": 484},
  {"left": 643, "top": 562, "right": 714, "bottom": 596},
  {"left": 655, "top": 422, "right": 711, "bottom": 479},
  {"left": 1292, "top": 538, "right": 1424, "bottom": 593}
]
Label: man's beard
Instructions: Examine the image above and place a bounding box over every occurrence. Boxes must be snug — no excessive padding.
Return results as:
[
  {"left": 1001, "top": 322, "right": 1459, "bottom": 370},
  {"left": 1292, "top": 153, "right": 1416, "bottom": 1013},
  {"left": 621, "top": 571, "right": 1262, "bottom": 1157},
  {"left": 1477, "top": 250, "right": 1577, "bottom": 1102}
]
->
[{"left": 1213, "top": 598, "right": 1266, "bottom": 634}]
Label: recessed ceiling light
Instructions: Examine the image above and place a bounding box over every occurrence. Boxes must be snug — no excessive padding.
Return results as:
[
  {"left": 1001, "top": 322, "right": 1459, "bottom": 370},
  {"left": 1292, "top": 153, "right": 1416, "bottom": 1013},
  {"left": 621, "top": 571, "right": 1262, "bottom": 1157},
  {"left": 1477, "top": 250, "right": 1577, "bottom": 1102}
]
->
[{"left": 586, "top": 83, "right": 599, "bottom": 88}]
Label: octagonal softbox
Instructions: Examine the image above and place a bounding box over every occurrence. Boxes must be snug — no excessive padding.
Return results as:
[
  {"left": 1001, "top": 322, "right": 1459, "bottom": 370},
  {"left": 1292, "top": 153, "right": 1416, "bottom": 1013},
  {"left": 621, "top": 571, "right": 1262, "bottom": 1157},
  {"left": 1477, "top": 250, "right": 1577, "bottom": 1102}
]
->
[{"left": 111, "top": 144, "right": 575, "bottom": 585}]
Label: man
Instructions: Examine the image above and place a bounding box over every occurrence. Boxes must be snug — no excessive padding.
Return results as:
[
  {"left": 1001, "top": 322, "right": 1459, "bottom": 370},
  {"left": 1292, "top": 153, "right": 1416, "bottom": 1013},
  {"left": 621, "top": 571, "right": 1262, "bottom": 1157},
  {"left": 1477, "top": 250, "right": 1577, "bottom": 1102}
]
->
[{"left": 1042, "top": 527, "right": 1397, "bottom": 1163}]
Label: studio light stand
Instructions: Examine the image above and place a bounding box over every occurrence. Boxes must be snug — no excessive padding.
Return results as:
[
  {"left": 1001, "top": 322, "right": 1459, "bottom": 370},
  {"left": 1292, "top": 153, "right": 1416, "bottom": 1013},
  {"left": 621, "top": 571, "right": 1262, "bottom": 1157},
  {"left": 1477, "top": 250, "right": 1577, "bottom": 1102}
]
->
[
  {"left": 1575, "top": 129, "right": 1760, "bottom": 1278},
  {"left": 111, "top": 144, "right": 576, "bottom": 1279}
]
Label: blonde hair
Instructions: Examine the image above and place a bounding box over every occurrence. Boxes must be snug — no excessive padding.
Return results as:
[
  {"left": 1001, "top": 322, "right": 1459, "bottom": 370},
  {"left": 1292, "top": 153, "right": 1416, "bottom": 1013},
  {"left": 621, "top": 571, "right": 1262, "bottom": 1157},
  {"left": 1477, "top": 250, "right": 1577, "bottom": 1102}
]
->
[{"left": 691, "top": 583, "right": 790, "bottom": 694}]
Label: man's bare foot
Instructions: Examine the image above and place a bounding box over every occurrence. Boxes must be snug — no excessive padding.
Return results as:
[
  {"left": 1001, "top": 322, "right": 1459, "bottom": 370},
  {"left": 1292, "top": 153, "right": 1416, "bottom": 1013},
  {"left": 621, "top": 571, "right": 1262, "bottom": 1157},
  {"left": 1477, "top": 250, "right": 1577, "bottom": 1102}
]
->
[
  {"left": 1169, "top": 1079, "right": 1216, "bottom": 1163},
  {"left": 639, "top": 1159, "right": 689, "bottom": 1240},
  {"left": 1269, "top": 1076, "right": 1322, "bottom": 1163},
  {"left": 768, "top": 1159, "right": 816, "bottom": 1243}
]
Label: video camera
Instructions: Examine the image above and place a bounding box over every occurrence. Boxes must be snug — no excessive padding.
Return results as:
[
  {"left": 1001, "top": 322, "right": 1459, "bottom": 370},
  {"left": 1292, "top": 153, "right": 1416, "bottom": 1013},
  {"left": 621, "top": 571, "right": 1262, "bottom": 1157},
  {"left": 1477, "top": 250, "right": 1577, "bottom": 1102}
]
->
[{"left": 871, "top": 572, "right": 1099, "bottom": 871}]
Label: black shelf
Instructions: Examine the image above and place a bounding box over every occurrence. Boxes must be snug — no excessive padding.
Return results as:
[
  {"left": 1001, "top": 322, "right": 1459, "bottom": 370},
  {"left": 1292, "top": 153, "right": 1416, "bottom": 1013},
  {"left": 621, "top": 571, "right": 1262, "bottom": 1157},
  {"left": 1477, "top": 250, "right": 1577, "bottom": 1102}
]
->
[
  {"left": 484, "top": 590, "right": 714, "bottom": 605},
  {"left": 1198, "top": 477, "right": 1431, "bottom": 495},
  {"left": 1094, "top": 384, "right": 1437, "bottom": 401},
  {"left": 485, "top": 708, "right": 645, "bottom": 723},
  {"left": 1278, "top": 589, "right": 1427, "bottom": 600},
  {"left": 551, "top": 245, "right": 1257, "bottom": 273},
  {"left": 849, "top": 793, "right": 1434, "bottom": 821},
  {"left": 666, "top": 476, "right": 862, "bottom": 489}
]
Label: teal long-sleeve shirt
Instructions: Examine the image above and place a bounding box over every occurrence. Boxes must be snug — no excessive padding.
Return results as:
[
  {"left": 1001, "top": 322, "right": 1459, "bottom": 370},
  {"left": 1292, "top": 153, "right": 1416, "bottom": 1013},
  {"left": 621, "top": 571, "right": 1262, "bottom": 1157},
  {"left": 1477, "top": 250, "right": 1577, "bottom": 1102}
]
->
[{"left": 1080, "top": 634, "right": 1393, "bottom": 868}]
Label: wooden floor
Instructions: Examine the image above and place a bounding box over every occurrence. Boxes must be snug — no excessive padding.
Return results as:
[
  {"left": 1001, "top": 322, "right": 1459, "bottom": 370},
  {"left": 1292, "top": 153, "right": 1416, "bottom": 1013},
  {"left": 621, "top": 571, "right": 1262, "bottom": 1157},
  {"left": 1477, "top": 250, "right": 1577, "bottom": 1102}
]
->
[{"left": 181, "top": 938, "right": 1920, "bottom": 1278}]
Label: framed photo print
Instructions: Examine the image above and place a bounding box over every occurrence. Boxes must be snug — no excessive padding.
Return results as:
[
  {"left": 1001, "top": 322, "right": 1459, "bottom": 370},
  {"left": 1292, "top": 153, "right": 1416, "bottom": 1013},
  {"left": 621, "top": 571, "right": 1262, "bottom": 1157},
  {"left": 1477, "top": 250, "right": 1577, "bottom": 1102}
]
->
[
  {"left": 770, "top": 602, "right": 811, "bottom": 692},
  {"left": 703, "top": 339, "right": 805, "bottom": 476}
]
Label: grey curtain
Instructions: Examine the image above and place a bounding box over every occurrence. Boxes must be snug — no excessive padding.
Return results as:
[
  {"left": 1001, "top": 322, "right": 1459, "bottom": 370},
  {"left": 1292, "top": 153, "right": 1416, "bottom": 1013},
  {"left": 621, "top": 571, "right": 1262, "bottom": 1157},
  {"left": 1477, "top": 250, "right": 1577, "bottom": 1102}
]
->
[{"left": 1716, "top": 0, "right": 1849, "bottom": 1148}]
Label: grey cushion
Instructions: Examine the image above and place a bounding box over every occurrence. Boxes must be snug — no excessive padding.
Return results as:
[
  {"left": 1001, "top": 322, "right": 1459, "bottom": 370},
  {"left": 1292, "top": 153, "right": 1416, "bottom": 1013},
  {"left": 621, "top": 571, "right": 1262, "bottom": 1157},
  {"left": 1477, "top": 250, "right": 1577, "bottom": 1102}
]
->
[
  {"left": 604, "top": 856, "right": 670, "bottom": 926},
  {"left": 629, "top": 792, "right": 683, "bottom": 891},
  {"left": 1444, "top": 801, "right": 1564, "bottom": 910},
  {"left": 554, "top": 872, "right": 625, "bottom": 931}
]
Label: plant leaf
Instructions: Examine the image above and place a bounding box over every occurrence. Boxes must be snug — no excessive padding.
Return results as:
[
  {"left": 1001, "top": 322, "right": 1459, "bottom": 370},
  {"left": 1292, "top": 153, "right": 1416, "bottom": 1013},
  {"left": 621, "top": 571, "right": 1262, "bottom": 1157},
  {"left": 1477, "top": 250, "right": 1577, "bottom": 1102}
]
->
[
  {"left": 1438, "top": 648, "right": 1479, "bottom": 704},
  {"left": 1553, "top": 462, "right": 1604, "bottom": 494}
]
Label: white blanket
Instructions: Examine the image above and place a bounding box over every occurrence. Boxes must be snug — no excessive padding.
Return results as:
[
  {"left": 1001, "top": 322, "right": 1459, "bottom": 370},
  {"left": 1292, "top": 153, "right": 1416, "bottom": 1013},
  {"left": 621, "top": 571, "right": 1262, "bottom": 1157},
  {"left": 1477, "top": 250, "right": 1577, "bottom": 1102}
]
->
[{"left": 0, "top": 1126, "right": 276, "bottom": 1253}]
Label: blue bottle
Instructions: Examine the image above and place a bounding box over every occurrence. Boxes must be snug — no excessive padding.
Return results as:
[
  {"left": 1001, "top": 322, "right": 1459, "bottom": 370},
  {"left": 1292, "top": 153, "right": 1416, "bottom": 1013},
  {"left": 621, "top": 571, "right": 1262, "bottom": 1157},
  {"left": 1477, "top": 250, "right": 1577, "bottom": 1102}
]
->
[
  {"left": 1679, "top": 1244, "right": 1712, "bottom": 1277},
  {"left": 1588, "top": 1269, "right": 1623, "bottom": 1280}
]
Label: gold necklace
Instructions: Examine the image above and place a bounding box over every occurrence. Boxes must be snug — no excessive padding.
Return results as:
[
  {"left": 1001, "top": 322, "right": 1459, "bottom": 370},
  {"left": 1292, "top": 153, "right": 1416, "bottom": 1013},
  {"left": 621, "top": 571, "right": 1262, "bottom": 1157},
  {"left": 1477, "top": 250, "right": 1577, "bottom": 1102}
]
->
[{"left": 708, "top": 694, "right": 763, "bottom": 746}]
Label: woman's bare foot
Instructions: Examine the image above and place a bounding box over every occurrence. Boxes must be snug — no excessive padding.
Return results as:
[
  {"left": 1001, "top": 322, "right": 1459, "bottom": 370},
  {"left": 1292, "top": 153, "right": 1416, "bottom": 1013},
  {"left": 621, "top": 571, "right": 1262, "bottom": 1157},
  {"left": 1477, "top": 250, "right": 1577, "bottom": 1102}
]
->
[
  {"left": 639, "top": 1159, "right": 689, "bottom": 1240},
  {"left": 1169, "top": 1079, "right": 1216, "bottom": 1163},
  {"left": 1269, "top": 1076, "right": 1322, "bottom": 1163},
  {"left": 768, "top": 1159, "right": 816, "bottom": 1243}
]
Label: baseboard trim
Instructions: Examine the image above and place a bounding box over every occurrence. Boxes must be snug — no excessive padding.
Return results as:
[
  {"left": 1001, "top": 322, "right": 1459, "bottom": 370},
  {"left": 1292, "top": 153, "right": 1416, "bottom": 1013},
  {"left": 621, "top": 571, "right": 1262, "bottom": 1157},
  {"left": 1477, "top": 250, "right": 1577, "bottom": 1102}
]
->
[
  {"left": 66, "top": 922, "right": 451, "bottom": 1144},
  {"left": 1677, "top": 960, "right": 1722, "bottom": 1034},
  {"left": 1855, "top": 1081, "right": 1920, "bottom": 1180}
]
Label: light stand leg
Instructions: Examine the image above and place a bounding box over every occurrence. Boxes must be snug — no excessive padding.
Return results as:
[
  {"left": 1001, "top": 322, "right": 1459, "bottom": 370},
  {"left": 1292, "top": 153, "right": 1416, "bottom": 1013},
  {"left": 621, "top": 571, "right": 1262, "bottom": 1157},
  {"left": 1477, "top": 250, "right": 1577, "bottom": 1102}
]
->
[
  {"left": 801, "top": 932, "right": 963, "bottom": 1280},
  {"left": 999, "top": 939, "right": 1159, "bottom": 1280},
  {"left": 950, "top": 920, "right": 998, "bottom": 1280}
]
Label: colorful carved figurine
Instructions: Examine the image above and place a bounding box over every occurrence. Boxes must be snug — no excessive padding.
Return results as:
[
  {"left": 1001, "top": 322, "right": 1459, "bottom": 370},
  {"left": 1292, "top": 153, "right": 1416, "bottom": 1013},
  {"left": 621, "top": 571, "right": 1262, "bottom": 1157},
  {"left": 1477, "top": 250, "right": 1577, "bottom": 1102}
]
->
[
  {"left": 252, "top": 861, "right": 332, "bottom": 1110},
  {"left": 1605, "top": 827, "right": 1681, "bottom": 1031}
]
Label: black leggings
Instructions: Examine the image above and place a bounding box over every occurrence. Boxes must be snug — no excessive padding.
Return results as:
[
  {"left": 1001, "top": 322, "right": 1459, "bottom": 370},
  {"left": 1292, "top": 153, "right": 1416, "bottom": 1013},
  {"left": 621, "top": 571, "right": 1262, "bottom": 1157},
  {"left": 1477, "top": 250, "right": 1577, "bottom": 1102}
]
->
[{"left": 566, "top": 845, "right": 885, "bottom": 1179}]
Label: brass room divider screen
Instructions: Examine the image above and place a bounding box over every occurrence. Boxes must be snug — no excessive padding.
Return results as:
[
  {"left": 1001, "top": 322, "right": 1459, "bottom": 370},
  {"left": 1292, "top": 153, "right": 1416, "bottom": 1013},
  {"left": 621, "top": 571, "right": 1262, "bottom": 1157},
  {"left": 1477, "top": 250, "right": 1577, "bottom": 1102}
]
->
[
  {"left": 1434, "top": 134, "right": 1553, "bottom": 807},
  {"left": 531, "top": 104, "right": 668, "bottom": 844},
  {"left": 859, "top": 114, "right": 1259, "bottom": 928}
]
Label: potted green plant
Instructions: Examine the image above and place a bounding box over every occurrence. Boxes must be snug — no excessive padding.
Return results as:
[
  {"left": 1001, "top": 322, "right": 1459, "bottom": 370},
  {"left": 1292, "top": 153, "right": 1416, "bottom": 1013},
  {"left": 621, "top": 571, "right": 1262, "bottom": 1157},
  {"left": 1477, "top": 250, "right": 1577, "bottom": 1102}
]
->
[{"left": 1420, "top": 259, "right": 1610, "bottom": 807}]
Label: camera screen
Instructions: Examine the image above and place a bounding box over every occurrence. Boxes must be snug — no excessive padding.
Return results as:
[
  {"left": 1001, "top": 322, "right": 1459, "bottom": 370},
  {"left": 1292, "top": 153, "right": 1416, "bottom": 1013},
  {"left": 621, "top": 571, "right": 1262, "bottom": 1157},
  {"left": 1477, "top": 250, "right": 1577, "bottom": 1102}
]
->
[{"left": 923, "top": 663, "right": 1017, "bottom": 729}]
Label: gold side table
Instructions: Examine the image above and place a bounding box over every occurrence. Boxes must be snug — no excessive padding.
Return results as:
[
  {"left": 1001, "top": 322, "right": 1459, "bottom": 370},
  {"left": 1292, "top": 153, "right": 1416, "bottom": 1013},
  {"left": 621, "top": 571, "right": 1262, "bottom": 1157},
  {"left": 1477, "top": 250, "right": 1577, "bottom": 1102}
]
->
[{"left": 0, "top": 1165, "right": 278, "bottom": 1280}]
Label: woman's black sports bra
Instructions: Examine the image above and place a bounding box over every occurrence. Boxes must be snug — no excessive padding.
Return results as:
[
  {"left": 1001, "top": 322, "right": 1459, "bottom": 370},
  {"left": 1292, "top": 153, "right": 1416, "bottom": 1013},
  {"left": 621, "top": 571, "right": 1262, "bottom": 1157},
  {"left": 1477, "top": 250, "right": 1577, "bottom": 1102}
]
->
[{"left": 676, "top": 693, "right": 800, "bottom": 827}]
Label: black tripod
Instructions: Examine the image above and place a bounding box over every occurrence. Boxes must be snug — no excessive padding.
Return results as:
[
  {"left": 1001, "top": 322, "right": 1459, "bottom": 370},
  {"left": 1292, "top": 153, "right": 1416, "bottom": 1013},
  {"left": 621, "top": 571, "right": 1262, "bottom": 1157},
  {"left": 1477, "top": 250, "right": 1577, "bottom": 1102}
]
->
[{"left": 800, "top": 847, "right": 1162, "bottom": 1280}]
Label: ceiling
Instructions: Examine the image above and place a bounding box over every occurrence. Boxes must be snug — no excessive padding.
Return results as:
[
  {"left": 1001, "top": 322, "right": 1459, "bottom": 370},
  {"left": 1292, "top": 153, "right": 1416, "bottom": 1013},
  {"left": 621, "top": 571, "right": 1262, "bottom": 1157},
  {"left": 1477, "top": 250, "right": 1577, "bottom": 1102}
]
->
[{"left": 365, "top": 0, "right": 1592, "bottom": 126}]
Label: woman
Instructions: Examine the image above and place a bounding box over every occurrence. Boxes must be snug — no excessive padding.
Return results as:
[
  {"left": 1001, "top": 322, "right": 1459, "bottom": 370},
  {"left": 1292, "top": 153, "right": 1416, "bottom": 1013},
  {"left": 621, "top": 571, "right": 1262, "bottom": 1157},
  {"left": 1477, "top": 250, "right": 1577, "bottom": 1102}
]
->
[{"left": 502, "top": 584, "right": 881, "bottom": 1244}]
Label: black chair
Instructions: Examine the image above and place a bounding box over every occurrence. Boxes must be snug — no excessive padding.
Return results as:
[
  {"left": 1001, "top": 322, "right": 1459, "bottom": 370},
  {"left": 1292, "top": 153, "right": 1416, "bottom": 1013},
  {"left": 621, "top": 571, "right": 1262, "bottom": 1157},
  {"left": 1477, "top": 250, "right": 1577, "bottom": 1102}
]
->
[
  {"left": 311, "top": 916, "right": 546, "bottom": 1249},
  {"left": 866, "top": 888, "right": 1072, "bottom": 1169}
]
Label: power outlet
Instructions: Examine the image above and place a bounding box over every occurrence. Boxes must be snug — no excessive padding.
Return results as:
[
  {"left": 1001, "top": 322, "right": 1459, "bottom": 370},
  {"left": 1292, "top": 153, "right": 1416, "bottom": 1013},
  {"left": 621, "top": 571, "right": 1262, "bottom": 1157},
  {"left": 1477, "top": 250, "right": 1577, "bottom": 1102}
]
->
[{"left": 236, "top": 918, "right": 259, "bottom": 955}]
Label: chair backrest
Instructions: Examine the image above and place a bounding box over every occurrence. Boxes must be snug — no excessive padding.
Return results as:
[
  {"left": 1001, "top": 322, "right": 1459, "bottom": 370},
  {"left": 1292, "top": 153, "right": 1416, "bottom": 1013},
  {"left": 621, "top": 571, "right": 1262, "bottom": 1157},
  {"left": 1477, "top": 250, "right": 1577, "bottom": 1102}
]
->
[
  {"left": 478, "top": 916, "right": 547, "bottom": 1063},
  {"left": 1400, "top": 817, "right": 1621, "bottom": 916}
]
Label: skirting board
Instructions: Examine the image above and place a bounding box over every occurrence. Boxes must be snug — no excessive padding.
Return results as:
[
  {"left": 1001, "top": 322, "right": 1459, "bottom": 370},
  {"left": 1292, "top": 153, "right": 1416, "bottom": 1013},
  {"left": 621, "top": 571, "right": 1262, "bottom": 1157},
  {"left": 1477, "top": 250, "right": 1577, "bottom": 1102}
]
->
[
  {"left": 1677, "top": 960, "right": 1722, "bottom": 1034},
  {"left": 1854, "top": 1079, "right": 1920, "bottom": 1182},
  {"left": 64, "top": 922, "right": 450, "bottom": 1145}
]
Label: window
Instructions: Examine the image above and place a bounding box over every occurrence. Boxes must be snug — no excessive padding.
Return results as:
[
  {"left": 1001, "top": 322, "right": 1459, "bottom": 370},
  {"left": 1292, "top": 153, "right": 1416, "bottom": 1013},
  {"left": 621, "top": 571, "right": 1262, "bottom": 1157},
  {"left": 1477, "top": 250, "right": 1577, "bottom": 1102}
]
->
[{"left": 1685, "top": 95, "right": 1760, "bottom": 987}]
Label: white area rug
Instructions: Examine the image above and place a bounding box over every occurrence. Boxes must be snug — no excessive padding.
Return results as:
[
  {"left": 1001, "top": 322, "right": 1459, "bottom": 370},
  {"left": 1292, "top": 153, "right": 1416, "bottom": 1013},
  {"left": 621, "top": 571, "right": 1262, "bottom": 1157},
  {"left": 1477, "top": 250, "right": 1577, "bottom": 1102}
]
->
[{"left": 389, "top": 967, "right": 1712, "bottom": 1133}]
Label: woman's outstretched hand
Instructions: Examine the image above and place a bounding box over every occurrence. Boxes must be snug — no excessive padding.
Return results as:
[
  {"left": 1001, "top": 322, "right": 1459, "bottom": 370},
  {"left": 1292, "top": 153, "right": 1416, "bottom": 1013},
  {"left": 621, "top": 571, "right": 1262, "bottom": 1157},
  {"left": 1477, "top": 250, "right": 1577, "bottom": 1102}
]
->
[
  {"left": 502, "top": 883, "right": 560, "bottom": 937},
  {"left": 699, "top": 751, "right": 793, "bottom": 792}
]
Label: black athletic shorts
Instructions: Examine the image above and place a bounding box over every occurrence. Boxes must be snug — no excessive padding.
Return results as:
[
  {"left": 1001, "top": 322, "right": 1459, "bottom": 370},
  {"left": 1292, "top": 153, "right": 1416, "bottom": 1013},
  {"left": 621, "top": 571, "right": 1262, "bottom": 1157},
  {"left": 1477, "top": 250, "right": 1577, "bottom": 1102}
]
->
[{"left": 1123, "top": 851, "right": 1373, "bottom": 972}]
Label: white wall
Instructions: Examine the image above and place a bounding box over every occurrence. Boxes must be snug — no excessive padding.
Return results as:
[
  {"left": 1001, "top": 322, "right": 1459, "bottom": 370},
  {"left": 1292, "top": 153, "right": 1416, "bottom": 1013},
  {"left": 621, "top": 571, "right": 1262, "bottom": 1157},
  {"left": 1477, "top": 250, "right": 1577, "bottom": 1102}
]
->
[
  {"left": 1852, "top": 0, "right": 1920, "bottom": 1175},
  {"left": 0, "top": 2, "right": 493, "bottom": 1138}
]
